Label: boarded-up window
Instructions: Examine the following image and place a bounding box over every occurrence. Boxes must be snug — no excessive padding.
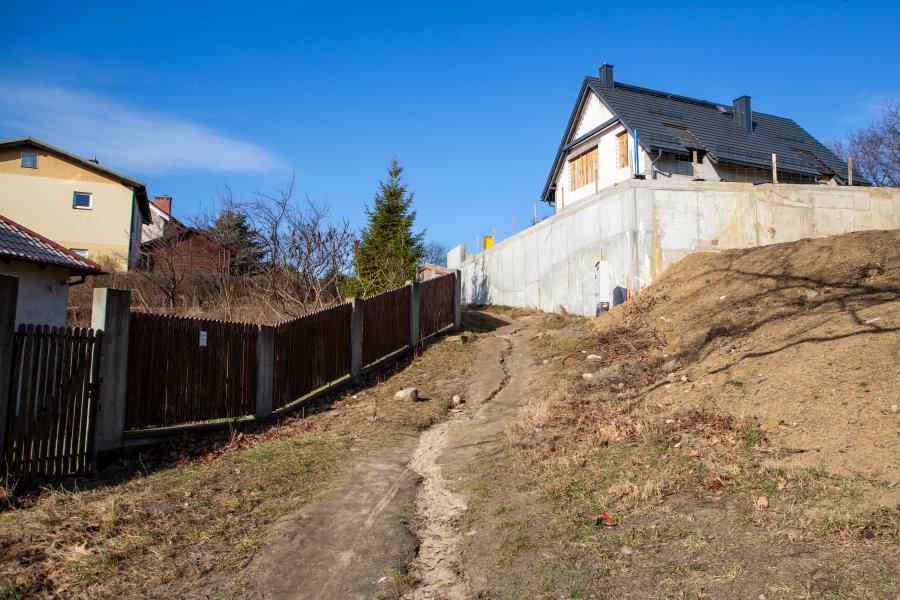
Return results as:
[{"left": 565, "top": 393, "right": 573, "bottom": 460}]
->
[
  {"left": 569, "top": 147, "right": 598, "bottom": 190},
  {"left": 617, "top": 131, "right": 629, "bottom": 168}
]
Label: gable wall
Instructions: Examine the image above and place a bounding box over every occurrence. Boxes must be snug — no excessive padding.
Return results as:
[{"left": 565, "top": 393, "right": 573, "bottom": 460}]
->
[
  {"left": 554, "top": 92, "right": 650, "bottom": 211},
  {"left": 0, "top": 146, "right": 138, "bottom": 270}
]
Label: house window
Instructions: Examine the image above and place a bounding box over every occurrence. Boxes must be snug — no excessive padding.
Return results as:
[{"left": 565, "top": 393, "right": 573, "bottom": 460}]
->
[
  {"left": 617, "top": 132, "right": 629, "bottom": 168},
  {"left": 569, "top": 147, "right": 598, "bottom": 190},
  {"left": 73, "top": 192, "right": 92, "bottom": 210},
  {"left": 20, "top": 152, "right": 38, "bottom": 169},
  {"left": 70, "top": 248, "right": 89, "bottom": 258}
]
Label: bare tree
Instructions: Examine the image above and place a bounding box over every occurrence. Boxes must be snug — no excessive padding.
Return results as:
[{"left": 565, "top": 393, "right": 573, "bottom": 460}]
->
[
  {"left": 135, "top": 225, "right": 188, "bottom": 309},
  {"left": 830, "top": 96, "right": 899, "bottom": 187},
  {"left": 423, "top": 241, "right": 448, "bottom": 266}
]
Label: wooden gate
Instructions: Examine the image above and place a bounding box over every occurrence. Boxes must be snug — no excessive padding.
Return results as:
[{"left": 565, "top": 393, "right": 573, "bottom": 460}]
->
[{"left": 3, "top": 325, "right": 103, "bottom": 481}]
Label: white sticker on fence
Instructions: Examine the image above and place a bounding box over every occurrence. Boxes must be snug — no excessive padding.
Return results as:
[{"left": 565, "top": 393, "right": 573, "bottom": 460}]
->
[{"left": 199, "top": 331, "right": 208, "bottom": 347}]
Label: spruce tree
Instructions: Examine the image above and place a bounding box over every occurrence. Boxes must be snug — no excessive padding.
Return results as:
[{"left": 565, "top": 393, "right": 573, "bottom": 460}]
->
[
  {"left": 208, "top": 209, "right": 266, "bottom": 272},
  {"left": 348, "top": 159, "right": 425, "bottom": 296}
]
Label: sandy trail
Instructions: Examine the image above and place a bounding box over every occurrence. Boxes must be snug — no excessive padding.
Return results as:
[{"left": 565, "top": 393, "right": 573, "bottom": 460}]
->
[{"left": 403, "top": 318, "right": 534, "bottom": 599}]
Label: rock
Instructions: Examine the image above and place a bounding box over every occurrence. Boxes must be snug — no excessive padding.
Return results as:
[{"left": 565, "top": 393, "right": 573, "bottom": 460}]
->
[
  {"left": 147, "top": 503, "right": 182, "bottom": 516},
  {"left": 587, "top": 354, "right": 602, "bottom": 361},
  {"left": 891, "top": 405, "right": 898, "bottom": 414},
  {"left": 661, "top": 358, "right": 681, "bottom": 372},
  {"left": 450, "top": 394, "right": 462, "bottom": 407},
  {"left": 394, "top": 387, "right": 418, "bottom": 401},
  {"left": 756, "top": 496, "right": 769, "bottom": 509},
  {"left": 327, "top": 410, "right": 340, "bottom": 416},
  {"left": 582, "top": 373, "right": 594, "bottom": 381},
  {"left": 680, "top": 375, "right": 688, "bottom": 382},
  {"left": 620, "top": 546, "right": 633, "bottom": 556},
  {"left": 593, "top": 360, "right": 647, "bottom": 383},
  {"left": 803, "top": 289, "right": 819, "bottom": 300},
  {"left": 542, "top": 359, "right": 550, "bottom": 364}
]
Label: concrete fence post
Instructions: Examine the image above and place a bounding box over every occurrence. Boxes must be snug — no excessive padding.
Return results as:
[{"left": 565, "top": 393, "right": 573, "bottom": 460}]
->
[
  {"left": 0, "top": 275, "right": 19, "bottom": 468},
  {"left": 91, "top": 288, "right": 131, "bottom": 461},
  {"left": 349, "top": 298, "right": 364, "bottom": 383},
  {"left": 254, "top": 325, "right": 275, "bottom": 418},
  {"left": 409, "top": 280, "right": 420, "bottom": 348},
  {"left": 452, "top": 269, "right": 462, "bottom": 331}
]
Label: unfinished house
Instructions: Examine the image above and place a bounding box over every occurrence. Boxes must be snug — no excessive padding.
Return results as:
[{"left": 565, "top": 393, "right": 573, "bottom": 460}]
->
[{"left": 542, "top": 64, "right": 870, "bottom": 211}]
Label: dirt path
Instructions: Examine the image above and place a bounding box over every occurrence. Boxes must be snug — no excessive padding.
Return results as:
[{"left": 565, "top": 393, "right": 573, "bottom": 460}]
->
[
  {"left": 403, "top": 318, "right": 533, "bottom": 599},
  {"left": 242, "top": 315, "right": 534, "bottom": 599}
]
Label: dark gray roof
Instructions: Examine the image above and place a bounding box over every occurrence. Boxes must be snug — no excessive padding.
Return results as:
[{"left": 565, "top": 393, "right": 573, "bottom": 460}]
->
[
  {"left": 542, "top": 78, "right": 870, "bottom": 202},
  {"left": 0, "top": 215, "right": 105, "bottom": 275}
]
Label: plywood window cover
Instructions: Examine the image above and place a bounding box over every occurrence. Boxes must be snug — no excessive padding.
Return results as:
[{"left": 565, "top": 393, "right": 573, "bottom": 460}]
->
[
  {"left": 617, "top": 131, "right": 629, "bottom": 168},
  {"left": 569, "top": 146, "right": 598, "bottom": 191}
]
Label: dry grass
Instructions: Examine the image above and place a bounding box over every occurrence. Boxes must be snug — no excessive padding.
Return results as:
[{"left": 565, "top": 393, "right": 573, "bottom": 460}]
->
[
  {"left": 0, "top": 328, "right": 478, "bottom": 598},
  {"left": 460, "top": 231, "right": 900, "bottom": 598}
]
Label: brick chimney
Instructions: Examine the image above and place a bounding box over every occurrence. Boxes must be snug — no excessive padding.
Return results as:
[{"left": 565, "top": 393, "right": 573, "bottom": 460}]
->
[{"left": 153, "top": 195, "right": 172, "bottom": 215}]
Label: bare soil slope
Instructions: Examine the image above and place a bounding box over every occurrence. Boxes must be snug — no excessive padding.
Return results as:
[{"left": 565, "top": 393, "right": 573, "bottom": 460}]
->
[{"left": 603, "top": 229, "right": 899, "bottom": 492}]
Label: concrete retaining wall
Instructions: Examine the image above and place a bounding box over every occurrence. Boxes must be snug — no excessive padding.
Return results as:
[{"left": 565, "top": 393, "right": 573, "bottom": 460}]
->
[{"left": 452, "top": 180, "right": 900, "bottom": 316}]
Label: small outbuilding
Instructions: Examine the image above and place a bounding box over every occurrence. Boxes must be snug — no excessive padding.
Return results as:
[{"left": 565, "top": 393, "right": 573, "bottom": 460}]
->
[{"left": 0, "top": 214, "right": 105, "bottom": 326}]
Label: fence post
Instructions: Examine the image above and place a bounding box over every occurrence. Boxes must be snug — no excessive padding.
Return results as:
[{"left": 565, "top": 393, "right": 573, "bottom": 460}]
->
[
  {"left": 0, "top": 275, "right": 19, "bottom": 468},
  {"left": 409, "top": 280, "right": 420, "bottom": 348},
  {"left": 254, "top": 325, "right": 275, "bottom": 418},
  {"left": 350, "top": 298, "right": 364, "bottom": 383},
  {"left": 452, "top": 269, "right": 462, "bottom": 331},
  {"left": 91, "top": 288, "right": 131, "bottom": 461}
]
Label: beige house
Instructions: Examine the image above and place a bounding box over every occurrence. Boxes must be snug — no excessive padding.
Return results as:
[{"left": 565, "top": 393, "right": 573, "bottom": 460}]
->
[{"left": 0, "top": 138, "right": 151, "bottom": 270}]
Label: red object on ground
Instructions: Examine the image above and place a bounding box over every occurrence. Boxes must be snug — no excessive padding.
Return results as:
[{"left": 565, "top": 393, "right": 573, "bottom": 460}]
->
[{"left": 595, "top": 512, "right": 618, "bottom": 527}]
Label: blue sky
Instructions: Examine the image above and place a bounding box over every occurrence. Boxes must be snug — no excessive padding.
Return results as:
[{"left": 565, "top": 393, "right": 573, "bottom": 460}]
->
[{"left": 2, "top": 1, "right": 898, "bottom": 254}]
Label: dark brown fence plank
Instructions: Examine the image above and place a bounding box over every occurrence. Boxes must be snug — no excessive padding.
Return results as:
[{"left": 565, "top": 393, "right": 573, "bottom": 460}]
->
[
  {"left": 419, "top": 275, "right": 455, "bottom": 339},
  {"left": 125, "top": 313, "right": 258, "bottom": 429},
  {"left": 273, "top": 303, "right": 352, "bottom": 409},
  {"left": 362, "top": 286, "right": 411, "bottom": 366}
]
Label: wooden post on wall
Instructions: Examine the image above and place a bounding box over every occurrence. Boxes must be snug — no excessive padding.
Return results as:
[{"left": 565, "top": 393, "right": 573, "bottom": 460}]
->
[
  {"left": 0, "top": 275, "right": 19, "bottom": 468},
  {"left": 693, "top": 150, "right": 699, "bottom": 179},
  {"left": 848, "top": 157, "right": 854, "bottom": 186},
  {"left": 772, "top": 153, "right": 779, "bottom": 184}
]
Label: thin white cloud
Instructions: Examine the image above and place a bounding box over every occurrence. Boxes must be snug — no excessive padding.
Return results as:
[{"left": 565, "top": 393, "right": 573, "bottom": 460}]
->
[
  {"left": 838, "top": 89, "right": 898, "bottom": 127},
  {"left": 0, "top": 80, "right": 286, "bottom": 175}
]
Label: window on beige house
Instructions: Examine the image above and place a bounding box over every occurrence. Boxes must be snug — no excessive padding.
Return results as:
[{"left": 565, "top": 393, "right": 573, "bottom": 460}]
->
[
  {"left": 20, "top": 152, "right": 38, "bottom": 168},
  {"left": 569, "top": 147, "right": 598, "bottom": 190},
  {"left": 73, "top": 192, "right": 92, "bottom": 210},
  {"left": 617, "top": 132, "right": 629, "bottom": 168},
  {"left": 70, "top": 248, "right": 89, "bottom": 258}
]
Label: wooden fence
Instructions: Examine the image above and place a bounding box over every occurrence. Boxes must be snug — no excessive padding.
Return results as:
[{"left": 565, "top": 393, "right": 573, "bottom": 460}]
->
[
  {"left": 273, "top": 303, "right": 352, "bottom": 410},
  {"left": 362, "top": 285, "right": 412, "bottom": 366},
  {"left": 3, "top": 325, "right": 102, "bottom": 481},
  {"left": 125, "top": 313, "right": 257, "bottom": 429},
  {"left": 0, "top": 272, "right": 458, "bottom": 474},
  {"left": 419, "top": 274, "right": 456, "bottom": 339}
]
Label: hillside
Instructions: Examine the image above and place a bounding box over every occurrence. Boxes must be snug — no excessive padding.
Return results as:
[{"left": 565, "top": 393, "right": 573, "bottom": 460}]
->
[
  {"left": 604, "top": 228, "right": 899, "bottom": 493},
  {"left": 459, "top": 229, "right": 899, "bottom": 598}
]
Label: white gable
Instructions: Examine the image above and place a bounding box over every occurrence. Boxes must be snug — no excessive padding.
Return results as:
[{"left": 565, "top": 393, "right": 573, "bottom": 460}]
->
[{"left": 571, "top": 92, "right": 614, "bottom": 140}]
